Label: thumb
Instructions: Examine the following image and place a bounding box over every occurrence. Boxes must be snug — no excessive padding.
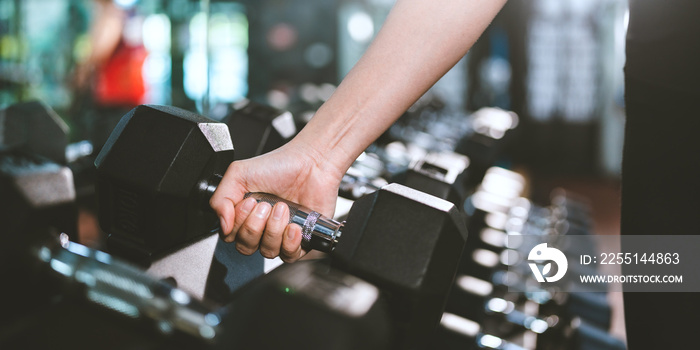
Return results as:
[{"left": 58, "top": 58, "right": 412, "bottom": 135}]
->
[{"left": 210, "top": 163, "right": 248, "bottom": 235}]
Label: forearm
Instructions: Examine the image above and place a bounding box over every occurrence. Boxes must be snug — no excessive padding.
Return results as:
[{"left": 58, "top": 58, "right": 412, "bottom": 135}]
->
[
  {"left": 88, "top": 1, "right": 124, "bottom": 66},
  {"left": 293, "top": 0, "right": 506, "bottom": 175}
]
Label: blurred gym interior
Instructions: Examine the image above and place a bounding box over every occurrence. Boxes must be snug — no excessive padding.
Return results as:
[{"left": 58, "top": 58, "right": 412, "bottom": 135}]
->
[{"left": 1, "top": 1, "right": 639, "bottom": 349}]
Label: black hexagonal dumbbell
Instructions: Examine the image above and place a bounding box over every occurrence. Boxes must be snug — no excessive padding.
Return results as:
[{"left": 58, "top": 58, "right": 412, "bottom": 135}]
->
[
  {"left": 0, "top": 150, "right": 78, "bottom": 331},
  {"left": 94, "top": 105, "right": 233, "bottom": 264},
  {"left": 2, "top": 231, "right": 223, "bottom": 350},
  {"left": 95, "top": 104, "right": 467, "bottom": 349},
  {"left": 222, "top": 99, "right": 297, "bottom": 161},
  {"left": 6, "top": 232, "right": 390, "bottom": 349},
  {"left": 454, "top": 107, "right": 519, "bottom": 187},
  {"left": 391, "top": 150, "right": 470, "bottom": 209},
  {"left": 214, "top": 260, "right": 392, "bottom": 350},
  {"left": 0, "top": 100, "right": 69, "bottom": 165},
  {"left": 0, "top": 99, "right": 80, "bottom": 264},
  {"left": 231, "top": 186, "right": 468, "bottom": 350},
  {"left": 0, "top": 152, "right": 77, "bottom": 240},
  {"left": 0, "top": 100, "right": 78, "bottom": 243}
]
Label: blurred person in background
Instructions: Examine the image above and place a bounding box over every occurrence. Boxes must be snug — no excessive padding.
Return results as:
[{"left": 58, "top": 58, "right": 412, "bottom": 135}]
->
[{"left": 71, "top": 0, "right": 147, "bottom": 152}]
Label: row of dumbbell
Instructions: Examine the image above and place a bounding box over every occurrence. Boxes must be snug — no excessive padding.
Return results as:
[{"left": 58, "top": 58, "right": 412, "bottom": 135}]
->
[
  {"left": 2, "top": 102, "right": 479, "bottom": 349},
  {"left": 346, "top": 151, "right": 621, "bottom": 350},
  {"left": 84, "top": 101, "right": 522, "bottom": 348},
  {"left": 2, "top": 99, "right": 608, "bottom": 350},
  {"left": 0, "top": 99, "right": 299, "bottom": 242},
  {"left": 335, "top": 153, "right": 622, "bottom": 350},
  {"left": 89, "top": 101, "right": 506, "bottom": 304},
  {"left": 0, "top": 100, "right": 299, "bottom": 346},
  {"left": 337, "top": 104, "right": 519, "bottom": 203},
  {"left": 1, "top": 98, "right": 473, "bottom": 292},
  {"left": 321, "top": 121, "right": 610, "bottom": 350},
  {"left": 434, "top": 168, "right": 625, "bottom": 350}
]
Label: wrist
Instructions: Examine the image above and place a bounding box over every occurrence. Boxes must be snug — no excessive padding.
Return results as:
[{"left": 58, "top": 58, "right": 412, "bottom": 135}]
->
[{"left": 285, "top": 134, "right": 348, "bottom": 185}]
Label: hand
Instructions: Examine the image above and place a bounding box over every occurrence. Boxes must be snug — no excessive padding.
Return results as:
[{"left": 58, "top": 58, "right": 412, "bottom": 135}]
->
[{"left": 210, "top": 141, "right": 343, "bottom": 262}]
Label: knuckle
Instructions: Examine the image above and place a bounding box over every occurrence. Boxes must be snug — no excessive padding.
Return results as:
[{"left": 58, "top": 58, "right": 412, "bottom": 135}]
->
[
  {"left": 233, "top": 211, "right": 249, "bottom": 228},
  {"left": 235, "top": 243, "right": 256, "bottom": 256},
  {"left": 236, "top": 231, "right": 259, "bottom": 250},
  {"left": 240, "top": 221, "right": 264, "bottom": 239},
  {"left": 264, "top": 225, "right": 283, "bottom": 239}
]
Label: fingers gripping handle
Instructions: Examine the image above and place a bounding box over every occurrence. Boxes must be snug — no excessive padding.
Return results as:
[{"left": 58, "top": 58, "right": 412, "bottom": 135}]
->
[{"left": 243, "top": 193, "right": 343, "bottom": 253}]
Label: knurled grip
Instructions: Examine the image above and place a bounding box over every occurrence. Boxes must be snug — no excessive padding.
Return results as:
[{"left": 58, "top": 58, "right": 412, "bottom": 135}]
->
[
  {"left": 243, "top": 193, "right": 343, "bottom": 252},
  {"left": 243, "top": 193, "right": 299, "bottom": 222}
]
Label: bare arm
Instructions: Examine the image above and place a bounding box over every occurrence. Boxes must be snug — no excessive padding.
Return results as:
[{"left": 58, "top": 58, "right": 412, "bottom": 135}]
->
[
  {"left": 294, "top": 0, "right": 507, "bottom": 175},
  {"left": 211, "top": 0, "right": 506, "bottom": 261},
  {"left": 74, "top": 0, "right": 125, "bottom": 89}
]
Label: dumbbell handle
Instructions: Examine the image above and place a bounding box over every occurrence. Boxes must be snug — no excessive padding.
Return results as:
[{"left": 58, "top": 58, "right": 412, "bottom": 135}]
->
[
  {"left": 244, "top": 193, "right": 344, "bottom": 252},
  {"left": 199, "top": 175, "right": 343, "bottom": 252}
]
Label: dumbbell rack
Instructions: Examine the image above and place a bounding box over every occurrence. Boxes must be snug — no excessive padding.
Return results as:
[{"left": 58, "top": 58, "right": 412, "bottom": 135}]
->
[
  {"left": 1, "top": 101, "right": 625, "bottom": 350},
  {"left": 432, "top": 167, "right": 625, "bottom": 350}
]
